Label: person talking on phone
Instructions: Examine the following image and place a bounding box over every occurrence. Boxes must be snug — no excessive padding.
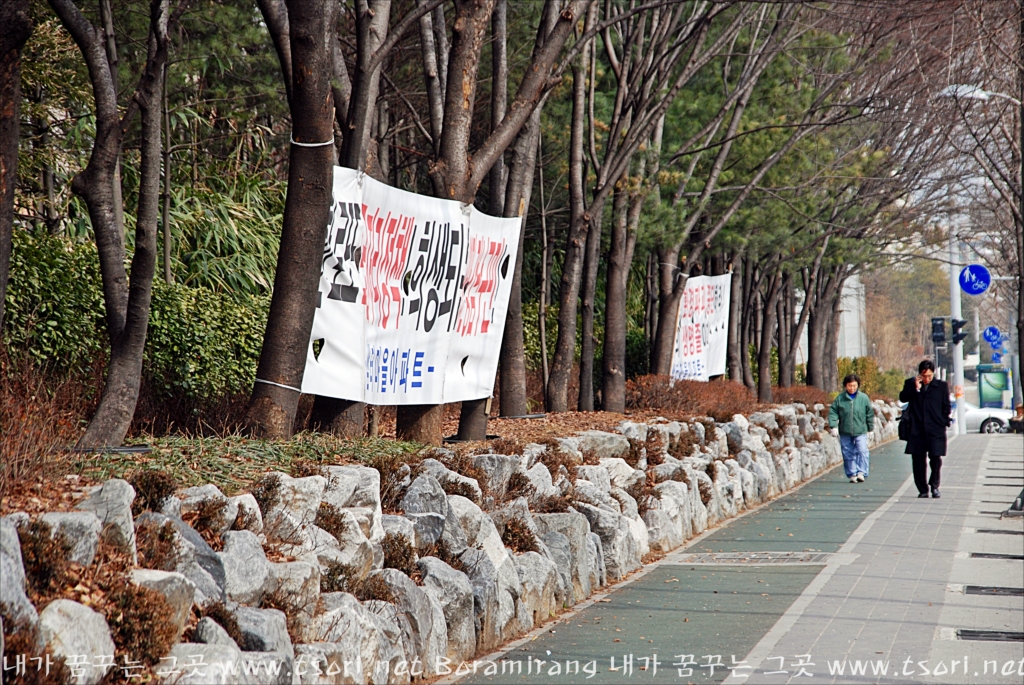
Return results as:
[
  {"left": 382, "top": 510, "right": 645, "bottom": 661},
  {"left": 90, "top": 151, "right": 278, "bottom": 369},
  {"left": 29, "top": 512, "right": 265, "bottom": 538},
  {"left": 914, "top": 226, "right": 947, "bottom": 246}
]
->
[{"left": 899, "top": 360, "right": 952, "bottom": 498}]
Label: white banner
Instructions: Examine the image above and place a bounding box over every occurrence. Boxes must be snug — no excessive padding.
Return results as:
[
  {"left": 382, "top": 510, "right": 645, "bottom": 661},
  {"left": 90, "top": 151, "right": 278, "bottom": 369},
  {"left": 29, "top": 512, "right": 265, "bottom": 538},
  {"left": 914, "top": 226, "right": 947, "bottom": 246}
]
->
[
  {"left": 669, "top": 273, "right": 731, "bottom": 381},
  {"left": 301, "top": 167, "right": 521, "bottom": 404}
]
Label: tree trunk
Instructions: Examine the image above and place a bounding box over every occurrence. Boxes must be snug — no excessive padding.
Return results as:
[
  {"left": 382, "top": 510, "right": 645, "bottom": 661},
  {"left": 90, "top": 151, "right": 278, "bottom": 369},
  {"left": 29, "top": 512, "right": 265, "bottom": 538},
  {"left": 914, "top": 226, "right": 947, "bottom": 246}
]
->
[
  {"left": 0, "top": 0, "right": 33, "bottom": 331},
  {"left": 741, "top": 258, "right": 756, "bottom": 390},
  {"left": 247, "top": 0, "right": 335, "bottom": 439},
  {"left": 309, "top": 398, "right": 364, "bottom": 436},
  {"left": 757, "top": 274, "right": 782, "bottom": 403},
  {"left": 726, "top": 256, "right": 743, "bottom": 383},
  {"left": 546, "top": 13, "right": 592, "bottom": 412},
  {"left": 601, "top": 183, "right": 629, "bottom": 412},
  {"left": 340, "top": 0, "right": 391, "bottom": 169},
  {"left": 397, "top": 404, "right": 444, "bottom": 445},
  {"left": 459, "top": 0, "right": 510, "bottom": 437},
  {"left": 498, "top": 109, "right": 542, "bottom": 417},
  {"left": 650, "top": 243, "right": 685, "bottom": 375},
  {"left": 577, "top": 193, "right": 602, "bottom": 411},
  {"left": 77, "top": 0, "right": 170, "bottom": 448}
]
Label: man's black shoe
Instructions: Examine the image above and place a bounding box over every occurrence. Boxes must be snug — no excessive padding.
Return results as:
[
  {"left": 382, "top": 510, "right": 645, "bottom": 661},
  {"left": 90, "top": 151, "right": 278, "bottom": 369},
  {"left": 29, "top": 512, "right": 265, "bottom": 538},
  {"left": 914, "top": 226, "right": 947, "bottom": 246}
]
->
[
  {"left": 931, "top": 488, "right": 941, "bottom": 499},
  {"left": 918, "top": 492, "right": 929, "bottom": 498}
]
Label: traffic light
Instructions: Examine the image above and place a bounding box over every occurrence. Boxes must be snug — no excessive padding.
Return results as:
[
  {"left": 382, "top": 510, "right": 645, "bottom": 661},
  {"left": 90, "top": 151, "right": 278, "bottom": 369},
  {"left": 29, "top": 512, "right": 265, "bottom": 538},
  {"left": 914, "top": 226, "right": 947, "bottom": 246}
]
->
[
  {"left": 951, "top": 318, "right": 968, "bottom": 345},
  {"left": 931, "top": 317, "right": 946, "bottom": 343}
]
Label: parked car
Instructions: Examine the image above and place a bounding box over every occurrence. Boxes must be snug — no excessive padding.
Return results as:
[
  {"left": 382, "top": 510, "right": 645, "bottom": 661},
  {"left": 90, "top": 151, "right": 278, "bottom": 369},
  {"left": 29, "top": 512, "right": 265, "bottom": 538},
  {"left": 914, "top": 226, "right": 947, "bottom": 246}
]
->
[
  {"left": 898, "top": 401, "right": 1014, "bottom": 433},
  {"left": 962, "top": 402, "right": 1015, "bottom": 433}
]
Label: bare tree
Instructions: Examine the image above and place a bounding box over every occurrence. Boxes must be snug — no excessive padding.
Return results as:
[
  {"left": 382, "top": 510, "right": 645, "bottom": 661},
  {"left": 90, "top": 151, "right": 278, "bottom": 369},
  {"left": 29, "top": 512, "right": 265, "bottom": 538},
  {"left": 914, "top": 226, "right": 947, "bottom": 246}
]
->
[{"left": 48, "top": 0, "right": 171, "bottom": 448}]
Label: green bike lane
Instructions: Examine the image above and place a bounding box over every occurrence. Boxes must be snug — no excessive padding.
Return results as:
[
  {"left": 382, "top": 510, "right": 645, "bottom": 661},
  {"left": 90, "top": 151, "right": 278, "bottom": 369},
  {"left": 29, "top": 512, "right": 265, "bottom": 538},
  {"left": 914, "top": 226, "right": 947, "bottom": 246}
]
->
[{"left": 453, "top": 439, "right": 912, "bottom": 685}]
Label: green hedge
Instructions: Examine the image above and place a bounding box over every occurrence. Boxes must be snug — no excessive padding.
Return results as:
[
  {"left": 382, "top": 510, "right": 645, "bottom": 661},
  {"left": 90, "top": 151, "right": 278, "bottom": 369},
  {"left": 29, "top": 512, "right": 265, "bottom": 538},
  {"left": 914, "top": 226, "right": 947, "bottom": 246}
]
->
[{"left": 4, "top": 230, "right": 268, "bottom": 402}]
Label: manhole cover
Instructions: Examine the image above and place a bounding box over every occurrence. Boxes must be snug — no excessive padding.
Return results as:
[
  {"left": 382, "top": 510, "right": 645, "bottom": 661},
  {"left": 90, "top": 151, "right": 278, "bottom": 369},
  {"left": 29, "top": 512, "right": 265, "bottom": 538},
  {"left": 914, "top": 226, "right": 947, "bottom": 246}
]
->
[
  {"left": 675, "top": 551, "right": 833, "bottom": 565},
  {"left": 964, "top": 586, "right": 1024, "bottom": 597},
  {"left": 957, "top": 629, "right": 1024, "bottom": 642}
]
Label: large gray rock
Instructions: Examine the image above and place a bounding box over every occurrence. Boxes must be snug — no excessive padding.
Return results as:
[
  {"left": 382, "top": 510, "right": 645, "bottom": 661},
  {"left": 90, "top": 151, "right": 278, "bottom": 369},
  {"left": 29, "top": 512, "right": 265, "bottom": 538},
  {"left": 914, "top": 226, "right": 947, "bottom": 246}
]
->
[
  {"left": 39, "top": 511, "right": 102, "bottom": 566},
  {"left": 1, "top": 517, "right": 39, "bottom": 629},
  {"left": 532, "top": 511, "right": 592, "bottom": 603},
  {"left": 262, "top": 474, "right": 326, "bottom": 547},
  {"left": 721, "top": 422, "right": 744, "bottom": 454},
  {"left": 573, "top": 479, "right": 620, "bottom": 514},
  {"left": 229, "top": 493, "right": 263, "bottom": 534},
  {"left": 417, "top": 557, "right": 475, "bottom": 664},
  {"left": 574, "top": 502, "right": 641, "bottom": 582},
  {"left": 322, "top": 465, "right": 384, "bottom": 542},
  {"left": 420, "top": 458, "right": 483, "bottom": 503},
  {"left": 381, "top": 514, "right": 417, "bottom": 547},
  {"left": 441, "top": 505, "right": 469, "bottom": 556},
  {"left": 312, "top": 592, "right": 407, "bottom": 684},
  {"left": 488, "top": 497, "right": 538, "bottom": 539},
  {"left": 130, "top": 569, "right": 195, "bottom": 640},
  {"left": 235, "top": 606, "right": 292, "bottom": 657},
  {"left": 370, "top": 568, "right": 447, "bottom": 673},
  {"left": 180, "top": 484, "right": 238, "bottom": 535},
  {"left": 405, "top": 511, "right": 446, "bottom": 549},
  {"left": 296, "top": 514, "right": 374, "bottom": 580},
  {"left": 400, "top": 474, "right": 448, "bottom": 518},
  {"left": 267, "top": 560, "right": 320, "bottom": 643},
  {"left": 539, "top": 531, "right": 573, "bottom": 607},
  {"left": 469, "top": 454, "right": 523, "bottom": 500},
  {"left": 456, "top": 547, "right": 501, "bottom": 652},
  {"left": 616, "top": 420, "right": 649, "bottom": 442},
  {"left": 524, "top": 462, "right": 560, "bottom": 503},
  {"left": 600, "top": 459, "right": 642, "bottom": 490},
  {"left": 643, "top": 508, "right": 683, "bottom": 553},
  {"left": 576, "top": 430, "right": 630, "bottom": 460},
  {"left": 75, "top": 478, "right": 137, "bottom": 561},
  {"left": 447, "top": 495, "right": 509, "bottom": 572},
  {"left": 513, "top": 551, "right": 560, "bottom": 629},
  {"left": 217, "top": 530, "right": 271, "bottom": 604},
  {"left": 653, "top": 480, "right": 692, "bottom": 541},
  {"left": 574, "top": 465, "right": 611, "bottom": 492},
  {"left": 39, "top": 599, "right": 116, "bottom": 685},
  {"left": 135, "top": 512, "right": 226, "bottom": 605},
  {"left": 192, "top": 616, "right": 239, "bottom": 648},
  {"left": 587, "top": 533, "right": 607, "bottom": 590}
]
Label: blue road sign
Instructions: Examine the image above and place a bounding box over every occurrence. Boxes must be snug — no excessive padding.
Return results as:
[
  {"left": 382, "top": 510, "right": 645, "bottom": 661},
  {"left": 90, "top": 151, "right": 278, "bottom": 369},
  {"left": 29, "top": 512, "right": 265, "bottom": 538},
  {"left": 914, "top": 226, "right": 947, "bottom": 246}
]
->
[
  {"left": 983, "top": 326, "right": 1001, "bottom": 344},
  {"left": 959, "top": 264, "right": 991, "bottom": 295},
  {"left": 992, "top": 352, "right": 1002, "bottom": 363}
]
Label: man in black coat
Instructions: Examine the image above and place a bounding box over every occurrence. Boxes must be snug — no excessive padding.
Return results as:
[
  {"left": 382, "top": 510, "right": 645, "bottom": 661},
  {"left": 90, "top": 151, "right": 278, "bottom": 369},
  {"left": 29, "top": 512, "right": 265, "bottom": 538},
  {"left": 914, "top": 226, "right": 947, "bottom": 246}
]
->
[{"left": 899, "top": 360, "right": 952, "bottom": 498}]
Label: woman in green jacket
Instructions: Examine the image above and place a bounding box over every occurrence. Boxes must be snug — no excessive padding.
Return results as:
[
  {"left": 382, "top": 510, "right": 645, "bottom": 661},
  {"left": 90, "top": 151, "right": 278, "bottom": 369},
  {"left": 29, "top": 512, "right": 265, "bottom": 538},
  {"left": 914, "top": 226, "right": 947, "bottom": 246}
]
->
[{"left": 828, "top": 373, "right": 875, "bottom": 483}]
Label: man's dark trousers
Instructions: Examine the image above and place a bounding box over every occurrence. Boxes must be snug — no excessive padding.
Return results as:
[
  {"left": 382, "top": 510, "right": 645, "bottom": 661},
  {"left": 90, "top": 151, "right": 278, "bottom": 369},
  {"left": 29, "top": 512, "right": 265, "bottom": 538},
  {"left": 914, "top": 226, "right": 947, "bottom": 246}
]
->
[{"left": 912, "top": 452, "right": 942, "bottom": 494}]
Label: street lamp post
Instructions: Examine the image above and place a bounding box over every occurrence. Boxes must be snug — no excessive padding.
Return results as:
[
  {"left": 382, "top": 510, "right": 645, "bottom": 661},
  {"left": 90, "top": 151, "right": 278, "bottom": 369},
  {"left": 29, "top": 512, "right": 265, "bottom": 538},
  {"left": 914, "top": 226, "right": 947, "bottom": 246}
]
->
[{"left": 949, "top": 236, "right": 967, "bottom": 434}]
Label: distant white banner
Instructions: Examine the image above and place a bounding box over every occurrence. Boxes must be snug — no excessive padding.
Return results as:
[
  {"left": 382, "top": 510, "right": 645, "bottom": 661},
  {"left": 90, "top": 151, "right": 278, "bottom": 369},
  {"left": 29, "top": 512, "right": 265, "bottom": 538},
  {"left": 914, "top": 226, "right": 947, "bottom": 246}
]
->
[
  {"left": 301, "top": 167, "right": 521, "bottom": 404},
  {"left": 669, "top": 274, "right": 731, "bottom": 382}
]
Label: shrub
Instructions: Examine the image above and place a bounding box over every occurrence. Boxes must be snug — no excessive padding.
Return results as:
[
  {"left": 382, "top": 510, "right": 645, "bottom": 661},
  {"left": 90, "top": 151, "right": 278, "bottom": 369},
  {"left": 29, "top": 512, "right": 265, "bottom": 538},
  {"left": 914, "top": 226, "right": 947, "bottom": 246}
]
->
[
  {"left": 489, "top": 437, "right": 524, "bottom": 455},
  {"left": 1, "top": 617, "right": 70, "bottom": 684},
  {"left": 419, "top": 539, "right": 467, "bottom": 574},
  {"left": 104, "top": 584, "right": 179, "bottom": 666},
  {"left": 315, "top": 502, "right": 348, "bottom": 540},
  {"left": 200, "top": 601, "right": 245, "bottom": 646},
  {"left": 531, "top": 492, "right": 572, "bottom": 513},
  {"left": 501, "top": 518, "right": 538, "bottom": 553},
  {"left": 129, "top": 469, "right": 178, "bottom": 515},
  {"left": 3, "top": 230, "right": 268, "bottom": 405},
  {"left": 432, "top": 451, "right": 488, "bottom": 498},
  {"left": 381, "top": 531, "right": 417, "bottom": 576},
  {"left": 626, "top": 475, "right": 657, "bottom": 518},
  {"left": 503, "top": 471, "right": 536, "bottom": 502},
  {"left": 136, "top": 519, "right": 182, "bottom": 571},
  {"left": 18, "top": 520, "right": 73, "bottom": 601},
  {"left": 536, "top": 439, "right": 577, "bottom": 485},
  {"left": 626, "top": 375, "right": 763, "bottom": 422},
  {"left": 252, "top": 473, "right": 282, "bottom": 516},
  {"left": 363, "top": 451, "right": 423, "bottom": 513},
  {"left": 772, "top": 385, "right": 831, "bottom": 407},
  {"left": 441, "top": 478, "right": 480, "bottom": 501}
]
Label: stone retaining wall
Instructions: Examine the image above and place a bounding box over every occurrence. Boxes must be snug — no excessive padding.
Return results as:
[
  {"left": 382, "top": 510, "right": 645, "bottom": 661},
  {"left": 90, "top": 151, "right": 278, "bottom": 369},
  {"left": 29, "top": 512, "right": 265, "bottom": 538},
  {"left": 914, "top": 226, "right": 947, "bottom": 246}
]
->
[{"left": 1, "top": 400, "right": 901, "bottom": 684}]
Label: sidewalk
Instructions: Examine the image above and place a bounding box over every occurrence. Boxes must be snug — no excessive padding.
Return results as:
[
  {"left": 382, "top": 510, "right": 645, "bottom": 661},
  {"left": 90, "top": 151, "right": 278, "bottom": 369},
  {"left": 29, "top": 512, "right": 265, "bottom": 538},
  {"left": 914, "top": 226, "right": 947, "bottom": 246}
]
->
[
  {"left": 453, "top": 435, "right": 1022, "bottom": 685},
  {"left": 735, "top": 434, "right": 1023, "bottom": 684}
]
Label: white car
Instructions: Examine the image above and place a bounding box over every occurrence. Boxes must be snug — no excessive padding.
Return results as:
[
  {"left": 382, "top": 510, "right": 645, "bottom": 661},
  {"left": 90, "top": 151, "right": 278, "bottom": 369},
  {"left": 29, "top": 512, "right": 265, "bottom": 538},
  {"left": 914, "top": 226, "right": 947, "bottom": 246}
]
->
[
  {"left": 898, "top": 401, "right": 1014, "bottom": 433},
  {"left": 961, "top": 402, "right": 1015, "bottom": 433}
]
